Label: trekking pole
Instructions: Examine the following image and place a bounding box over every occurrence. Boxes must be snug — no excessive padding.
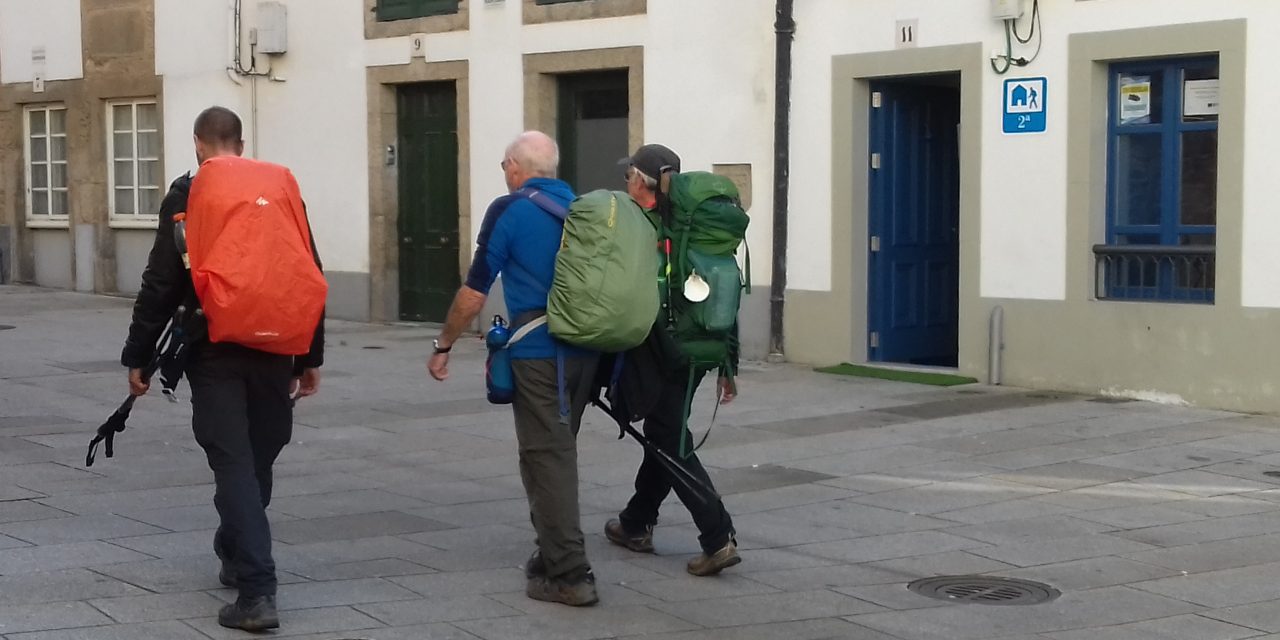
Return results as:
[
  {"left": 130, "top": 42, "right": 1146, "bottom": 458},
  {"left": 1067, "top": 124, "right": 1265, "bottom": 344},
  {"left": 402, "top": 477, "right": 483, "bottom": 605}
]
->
[
  {"left": 593, "top": 396, "right": 720, "bottom": 507},
  {"left": 86, "top": 308, "right": 184, "bottom": 467},
  {"left": 620, "top": 420, "right": 720, "bottom": 506}
]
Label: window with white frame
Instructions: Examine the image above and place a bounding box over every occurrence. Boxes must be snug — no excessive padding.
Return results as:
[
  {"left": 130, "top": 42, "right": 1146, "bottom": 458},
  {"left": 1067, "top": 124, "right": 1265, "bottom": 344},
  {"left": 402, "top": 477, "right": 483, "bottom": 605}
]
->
[
  {"left": 24, "top": 105, "right": 69, "bottom": 221},
  {"left": 108, "top": 100, "right": 163, "bottom": 221}
]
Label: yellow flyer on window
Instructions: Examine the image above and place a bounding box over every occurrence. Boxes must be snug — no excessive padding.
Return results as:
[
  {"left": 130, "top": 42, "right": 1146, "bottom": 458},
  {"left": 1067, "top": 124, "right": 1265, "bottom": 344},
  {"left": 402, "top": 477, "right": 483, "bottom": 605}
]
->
[{"left": 1119, "top": 75, "right": 1152, "bottom": 125}]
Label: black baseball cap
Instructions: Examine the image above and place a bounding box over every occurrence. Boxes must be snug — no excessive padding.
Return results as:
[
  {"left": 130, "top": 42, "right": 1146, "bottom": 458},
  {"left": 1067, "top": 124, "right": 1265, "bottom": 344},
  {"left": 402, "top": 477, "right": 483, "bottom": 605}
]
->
[{"left": 619, "top": 144, "right": 681, "bottom": 179}]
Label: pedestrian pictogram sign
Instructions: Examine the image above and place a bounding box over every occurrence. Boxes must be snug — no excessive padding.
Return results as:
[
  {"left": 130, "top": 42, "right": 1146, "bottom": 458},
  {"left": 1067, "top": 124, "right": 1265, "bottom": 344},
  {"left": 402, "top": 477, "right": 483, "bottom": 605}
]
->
[{"left": 1003, "top": 77, "right": 1047, "bottom": 134}]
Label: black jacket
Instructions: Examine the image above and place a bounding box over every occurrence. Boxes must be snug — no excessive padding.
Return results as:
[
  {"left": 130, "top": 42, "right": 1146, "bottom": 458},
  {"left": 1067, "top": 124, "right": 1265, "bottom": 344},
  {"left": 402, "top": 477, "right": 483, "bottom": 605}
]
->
[{"left": 121, "top": 173, "right": 325, "bottom": 373}]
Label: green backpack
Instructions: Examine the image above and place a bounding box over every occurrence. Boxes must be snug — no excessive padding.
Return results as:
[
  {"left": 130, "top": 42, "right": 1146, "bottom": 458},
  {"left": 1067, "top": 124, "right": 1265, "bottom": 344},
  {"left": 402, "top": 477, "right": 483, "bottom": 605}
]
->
[
  {"left": 546, "top": 189, "right": 660, "bottom": 352},
  {"left": 661, "top": 172, "right": 750, "bottom": 375}
]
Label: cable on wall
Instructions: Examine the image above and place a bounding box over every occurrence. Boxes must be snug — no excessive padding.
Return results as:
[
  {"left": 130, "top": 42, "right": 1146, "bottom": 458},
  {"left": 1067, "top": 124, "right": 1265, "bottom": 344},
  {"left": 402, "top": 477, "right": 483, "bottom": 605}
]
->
[{"left": 991, "top": 0, "right": 1043, "bottom": 75}]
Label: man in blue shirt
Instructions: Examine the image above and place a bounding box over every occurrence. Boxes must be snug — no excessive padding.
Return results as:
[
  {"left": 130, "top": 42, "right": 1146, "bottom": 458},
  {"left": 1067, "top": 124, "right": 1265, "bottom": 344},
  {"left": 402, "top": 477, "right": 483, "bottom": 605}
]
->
[{"left": 427, "top": 131, "right": 600, "bottom": 606}]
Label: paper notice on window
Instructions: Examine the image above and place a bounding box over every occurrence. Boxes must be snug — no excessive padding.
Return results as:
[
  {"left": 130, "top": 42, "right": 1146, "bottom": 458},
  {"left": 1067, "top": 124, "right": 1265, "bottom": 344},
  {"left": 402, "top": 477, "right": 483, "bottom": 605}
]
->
[
  {"left": 1119, "top": 75, "right": 1152, "bottom": 125},
  {"left": 1184, "top": 79, "right": 1220, "bottom": 117}
]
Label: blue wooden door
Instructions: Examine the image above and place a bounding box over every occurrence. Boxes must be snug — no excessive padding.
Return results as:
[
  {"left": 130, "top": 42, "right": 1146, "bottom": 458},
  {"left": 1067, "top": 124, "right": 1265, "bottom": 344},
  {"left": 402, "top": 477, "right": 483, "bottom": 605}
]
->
[{"left": 868, "top": 82, "right": 960, "bottom": 366}]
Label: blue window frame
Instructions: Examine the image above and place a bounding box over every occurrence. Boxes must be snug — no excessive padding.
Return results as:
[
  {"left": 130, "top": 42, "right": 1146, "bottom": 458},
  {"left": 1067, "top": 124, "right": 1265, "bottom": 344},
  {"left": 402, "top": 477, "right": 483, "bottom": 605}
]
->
[{"left": 1099, "top": 56, "right": 1219, "bottom": 303}]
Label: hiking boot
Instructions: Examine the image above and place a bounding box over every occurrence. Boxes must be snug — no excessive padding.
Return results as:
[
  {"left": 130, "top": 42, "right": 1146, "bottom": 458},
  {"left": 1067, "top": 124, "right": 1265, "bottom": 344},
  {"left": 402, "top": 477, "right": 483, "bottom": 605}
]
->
[
  {"left": 524, "top": 549, "right": 547, "bottom": 579},
  {"left": 526, "top": 568, "right": 599, "bottom": 607},
  {"left": 217, "top": 595, "right": 279, "bottom": 632},
  {"left": 687, "top": 540, "right": 741, "bottom": 576},
  {"left": 604, "top": 518, "right": 654, "bottom": 553}
]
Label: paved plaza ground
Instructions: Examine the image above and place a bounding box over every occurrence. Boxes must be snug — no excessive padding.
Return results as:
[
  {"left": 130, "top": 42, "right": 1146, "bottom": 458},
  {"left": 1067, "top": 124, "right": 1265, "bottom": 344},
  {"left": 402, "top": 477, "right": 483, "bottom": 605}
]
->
[{"left": 5, "top": 285, "right": 1280, "bottom": 639}]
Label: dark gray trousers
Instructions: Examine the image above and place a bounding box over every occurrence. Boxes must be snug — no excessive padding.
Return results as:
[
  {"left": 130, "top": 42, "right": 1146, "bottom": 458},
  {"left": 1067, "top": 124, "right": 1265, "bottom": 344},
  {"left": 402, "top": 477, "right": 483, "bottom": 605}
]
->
[{"left": 511, "top": 355, "right": 599, "bottom": 580}]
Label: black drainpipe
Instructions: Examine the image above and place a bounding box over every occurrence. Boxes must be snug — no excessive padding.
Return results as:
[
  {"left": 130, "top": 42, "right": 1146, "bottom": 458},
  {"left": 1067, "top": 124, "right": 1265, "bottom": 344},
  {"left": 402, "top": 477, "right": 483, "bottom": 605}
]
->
[{"left": 769, "top": 0, "right": 795, "bottom": 359}]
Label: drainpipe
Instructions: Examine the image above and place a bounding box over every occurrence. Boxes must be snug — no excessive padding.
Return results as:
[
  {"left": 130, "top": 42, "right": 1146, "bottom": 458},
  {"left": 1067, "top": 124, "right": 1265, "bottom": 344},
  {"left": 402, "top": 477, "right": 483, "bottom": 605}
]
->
[
  {"left": 768, "top": 0, "right": 795, "bottom": 360},
  {"left": 229, "top": 0, "right": 280, "bottom": 158}
]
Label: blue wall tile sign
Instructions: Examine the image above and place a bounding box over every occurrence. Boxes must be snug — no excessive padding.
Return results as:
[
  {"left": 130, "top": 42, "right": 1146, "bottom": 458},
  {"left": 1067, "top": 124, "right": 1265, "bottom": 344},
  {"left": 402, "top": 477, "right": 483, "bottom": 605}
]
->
[{"left": 1004, "top": 77, "right": 1047, "bottom": 134}]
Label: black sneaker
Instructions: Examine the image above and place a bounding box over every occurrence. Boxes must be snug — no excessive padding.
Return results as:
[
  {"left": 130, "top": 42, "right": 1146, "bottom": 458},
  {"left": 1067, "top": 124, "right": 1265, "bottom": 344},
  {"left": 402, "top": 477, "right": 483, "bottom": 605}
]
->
[
  {"left": 604, "top": 518, "right": 654, "bottom": 553},
  {"left": 218, "top": 595, "right": 279, "bottom": 632},
  {"left": 526, "top": 568, "right": 599, "bottom": 607}
]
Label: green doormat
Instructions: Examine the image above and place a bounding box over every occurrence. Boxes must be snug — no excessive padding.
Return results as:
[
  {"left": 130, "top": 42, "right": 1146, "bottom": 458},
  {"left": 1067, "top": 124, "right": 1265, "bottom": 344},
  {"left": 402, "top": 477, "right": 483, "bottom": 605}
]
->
[{"left": 815, "top": 363, "right": 978, "bottom": 387}]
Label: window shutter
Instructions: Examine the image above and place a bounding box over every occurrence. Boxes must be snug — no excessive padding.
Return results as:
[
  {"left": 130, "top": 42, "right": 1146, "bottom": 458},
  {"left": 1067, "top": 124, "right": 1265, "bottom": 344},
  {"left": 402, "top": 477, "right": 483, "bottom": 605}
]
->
[{"left": 377, "top": 0, "right": 459, "bottom": 21}]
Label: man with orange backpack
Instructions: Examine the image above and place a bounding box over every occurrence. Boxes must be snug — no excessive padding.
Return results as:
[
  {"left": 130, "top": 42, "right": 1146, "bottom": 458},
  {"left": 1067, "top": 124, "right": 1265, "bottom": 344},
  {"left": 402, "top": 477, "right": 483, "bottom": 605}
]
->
[{"left": 121, "top": 106, "right": 325, "bottom": 632}]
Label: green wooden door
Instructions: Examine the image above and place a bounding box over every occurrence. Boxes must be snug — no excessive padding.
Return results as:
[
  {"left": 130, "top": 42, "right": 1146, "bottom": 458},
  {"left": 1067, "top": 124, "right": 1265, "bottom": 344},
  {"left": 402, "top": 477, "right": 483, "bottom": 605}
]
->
[
  {"left": 397, "top": 82, "right": 460, "bottom": 322},
  {"left": 557, "top": 70, "right": 629, "bottom": 193}
]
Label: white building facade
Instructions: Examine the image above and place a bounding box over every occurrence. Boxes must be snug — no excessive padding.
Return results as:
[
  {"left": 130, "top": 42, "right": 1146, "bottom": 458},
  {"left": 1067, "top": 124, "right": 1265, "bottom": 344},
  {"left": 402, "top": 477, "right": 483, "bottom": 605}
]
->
[{"left": 1, "top": 0, "right": 1275, "bottom": 412}]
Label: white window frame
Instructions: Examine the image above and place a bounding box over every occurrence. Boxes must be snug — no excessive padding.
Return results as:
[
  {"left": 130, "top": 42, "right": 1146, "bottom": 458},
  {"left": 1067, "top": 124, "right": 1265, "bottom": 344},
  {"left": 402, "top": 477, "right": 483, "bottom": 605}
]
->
[
  {"left": 23, "top": 104, "right": 70, "bottom": 229},
  {"left": 107, "top": 99, "right": 163, "bottom": 229}
]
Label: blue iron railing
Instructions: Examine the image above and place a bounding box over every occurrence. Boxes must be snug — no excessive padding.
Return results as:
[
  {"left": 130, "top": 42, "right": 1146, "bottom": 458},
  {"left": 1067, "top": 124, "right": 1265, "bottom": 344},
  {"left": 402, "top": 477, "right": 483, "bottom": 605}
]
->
[{"left": 1093, "top": 244, "right": 1215, "bottom": 303}]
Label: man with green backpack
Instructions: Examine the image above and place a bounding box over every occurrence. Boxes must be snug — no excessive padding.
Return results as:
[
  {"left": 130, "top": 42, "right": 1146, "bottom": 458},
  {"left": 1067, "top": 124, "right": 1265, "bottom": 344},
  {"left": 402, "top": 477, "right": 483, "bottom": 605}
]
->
[{"left": 603, "top": 144, "right": 746, "bottom": 576}]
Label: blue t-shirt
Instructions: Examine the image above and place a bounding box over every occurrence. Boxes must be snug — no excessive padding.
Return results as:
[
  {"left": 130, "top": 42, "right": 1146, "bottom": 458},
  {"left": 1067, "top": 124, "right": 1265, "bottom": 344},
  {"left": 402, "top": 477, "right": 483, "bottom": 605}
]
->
[{"left": 464, "top": 178, "right": 585, "bottom": 360}]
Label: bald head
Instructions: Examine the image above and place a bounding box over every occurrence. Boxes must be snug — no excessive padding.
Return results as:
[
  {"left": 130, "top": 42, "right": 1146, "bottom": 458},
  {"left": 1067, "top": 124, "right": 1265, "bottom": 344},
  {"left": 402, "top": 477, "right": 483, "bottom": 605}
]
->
[{"left": 506, "top": 131, "right": 559, "bottom": 178}]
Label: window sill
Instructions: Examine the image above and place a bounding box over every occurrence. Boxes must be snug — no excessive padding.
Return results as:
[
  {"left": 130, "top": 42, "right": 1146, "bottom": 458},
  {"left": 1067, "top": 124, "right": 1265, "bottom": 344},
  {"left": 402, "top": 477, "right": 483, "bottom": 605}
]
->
[
  {"left": 109, "top": 218, "right": 160, "bottom": 230},
  {"left": 25, "top": 217, "right": 70, "bottom": 230}
]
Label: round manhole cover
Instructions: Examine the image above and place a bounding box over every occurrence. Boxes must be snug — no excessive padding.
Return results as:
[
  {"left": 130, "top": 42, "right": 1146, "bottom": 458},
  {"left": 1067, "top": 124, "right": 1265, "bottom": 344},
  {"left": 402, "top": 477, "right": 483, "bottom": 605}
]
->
[
  {"left": 0, "top": 325, "right": 13, "bottom": 331},
  {"left": 908, "top": 575, "right": 1060, "bottom": 606}
]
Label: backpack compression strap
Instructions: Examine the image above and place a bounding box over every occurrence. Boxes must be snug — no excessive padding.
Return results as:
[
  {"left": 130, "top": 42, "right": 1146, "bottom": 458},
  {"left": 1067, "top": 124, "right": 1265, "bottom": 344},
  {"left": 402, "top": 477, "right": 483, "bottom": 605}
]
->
[{"left": 515, "top": 187, "right": 569, "bottom": 221}]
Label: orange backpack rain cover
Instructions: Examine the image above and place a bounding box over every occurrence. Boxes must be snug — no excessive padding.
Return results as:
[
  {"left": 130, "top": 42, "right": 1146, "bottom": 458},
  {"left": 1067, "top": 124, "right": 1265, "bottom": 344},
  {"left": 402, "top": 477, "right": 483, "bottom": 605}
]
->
[{"left": 186, "top": 156, "right": 327, "bottom": 355}]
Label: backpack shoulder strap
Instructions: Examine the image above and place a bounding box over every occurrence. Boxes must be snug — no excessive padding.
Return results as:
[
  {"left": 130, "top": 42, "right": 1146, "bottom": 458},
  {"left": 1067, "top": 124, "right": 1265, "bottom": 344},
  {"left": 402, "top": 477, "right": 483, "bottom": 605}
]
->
[{"left": 514, "top": 187, "right": 569, "bottom": 221}]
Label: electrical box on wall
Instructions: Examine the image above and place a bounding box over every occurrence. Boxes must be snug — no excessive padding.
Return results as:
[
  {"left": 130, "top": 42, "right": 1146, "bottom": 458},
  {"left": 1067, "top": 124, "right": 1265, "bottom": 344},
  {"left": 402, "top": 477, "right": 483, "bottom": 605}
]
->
[
  {"left": 256, "top": 2, "right": 288, "bottom": 54},
  {"left": 991, "top": 0, "right": 1025, "bottom": 20}
]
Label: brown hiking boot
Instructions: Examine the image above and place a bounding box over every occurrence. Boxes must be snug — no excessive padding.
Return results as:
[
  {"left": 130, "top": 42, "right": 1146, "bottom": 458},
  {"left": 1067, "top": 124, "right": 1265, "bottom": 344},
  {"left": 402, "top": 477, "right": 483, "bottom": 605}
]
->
[
  {"left": 687, "top": 540, "right": 741, "bottom": 576},
  {"left": 604, "top": 518, "right": 654, "bottom": 553},
  {"left": 526, "top": 568, "right": 599, "bottom": 607}
]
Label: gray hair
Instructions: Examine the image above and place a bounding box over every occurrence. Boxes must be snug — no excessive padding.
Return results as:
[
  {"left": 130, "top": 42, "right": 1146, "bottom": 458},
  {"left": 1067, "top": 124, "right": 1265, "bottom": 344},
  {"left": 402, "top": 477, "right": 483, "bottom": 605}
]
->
[
  {"left": 633, "top": 168, "right": 658, "bottom": 190},
  {"left": 506, "top": 131, "right": 559, "bottom": 177}
]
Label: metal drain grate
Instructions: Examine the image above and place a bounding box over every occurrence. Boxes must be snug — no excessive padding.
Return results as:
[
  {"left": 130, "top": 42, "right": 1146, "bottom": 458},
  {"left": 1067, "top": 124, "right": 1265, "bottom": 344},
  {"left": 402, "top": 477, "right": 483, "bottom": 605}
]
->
[{"left": 908, "top": 575, "right": 1060, "bottom": 606}]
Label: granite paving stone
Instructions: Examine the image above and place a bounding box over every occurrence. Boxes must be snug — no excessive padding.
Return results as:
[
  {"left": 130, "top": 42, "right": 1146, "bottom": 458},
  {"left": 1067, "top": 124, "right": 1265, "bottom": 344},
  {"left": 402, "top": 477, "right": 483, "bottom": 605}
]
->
[
  {"left": 652, "top": 589, "right": 886, "bottom": 627},
  {"left": 0, "top": 541, "right": 153, "bottom": 574},
  {"left": 184, "top": 605, "right": 385, "bottom": 639},
  {"left": 86, "top": 592, "right": 227, "bottom": 624},
  {"left": 3, "top": 620, "right": 211, "bottom": 640},
  {"left": 0, "top": 602, "right": 113, "bottom": 635},
  {"left": 1040, "top": 613, "right": 1262, "bottom": 640},
  {"left": 0, "top": 569, "right": 146, "bottom": 606},
  {"left": 354, "top": 595, "right": 523, "bottom": 626},
  {"left": 8, "top": 286, "right": 1280, "bottom": 639},
  {"left": 271, "top": 511, "right": 454, "bottom": 544},
  {"left": 453, "top": 604, "right": 699, "bottom": 640}
]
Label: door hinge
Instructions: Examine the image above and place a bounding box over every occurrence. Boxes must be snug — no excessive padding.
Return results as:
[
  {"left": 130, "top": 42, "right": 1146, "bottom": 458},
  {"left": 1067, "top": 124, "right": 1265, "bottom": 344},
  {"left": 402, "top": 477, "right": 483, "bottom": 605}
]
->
[
  {"left": 870, "top": 152, "right": 881, "bottom": 169},
  {"left": 869, "top": 331, "right": 880, "bottom": 348},
  {"left": 870, "top": 235, "right": 881, "bottom": 252},
  {"left": 871, "top": 91, "right": 882, "bottom": 108}
]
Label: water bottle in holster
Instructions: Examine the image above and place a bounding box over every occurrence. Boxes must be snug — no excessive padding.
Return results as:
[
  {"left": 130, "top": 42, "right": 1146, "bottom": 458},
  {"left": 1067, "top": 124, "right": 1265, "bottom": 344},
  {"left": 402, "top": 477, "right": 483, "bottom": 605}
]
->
[{"left": 485, "top": 315, "right": 515, "bottom": 404}]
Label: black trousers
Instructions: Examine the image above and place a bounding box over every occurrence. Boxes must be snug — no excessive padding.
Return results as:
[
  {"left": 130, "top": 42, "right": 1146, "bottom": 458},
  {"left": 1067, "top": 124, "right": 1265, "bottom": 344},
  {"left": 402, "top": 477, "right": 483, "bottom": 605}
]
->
[
  {"left": 187, "top": 344, "right": 294, "bottom": 598},
  {"left": 619, "top": 370, "right": 735, "bottom": 555}
]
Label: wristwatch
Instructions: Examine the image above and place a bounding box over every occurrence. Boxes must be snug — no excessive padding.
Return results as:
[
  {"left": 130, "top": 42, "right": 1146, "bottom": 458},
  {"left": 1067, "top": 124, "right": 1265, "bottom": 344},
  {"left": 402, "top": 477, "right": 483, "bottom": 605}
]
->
[{"left": 432, "top": 338, "right": 452, "bottom": 355}]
